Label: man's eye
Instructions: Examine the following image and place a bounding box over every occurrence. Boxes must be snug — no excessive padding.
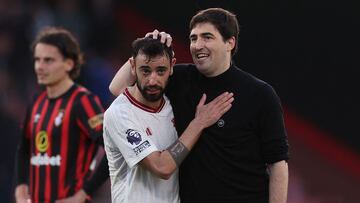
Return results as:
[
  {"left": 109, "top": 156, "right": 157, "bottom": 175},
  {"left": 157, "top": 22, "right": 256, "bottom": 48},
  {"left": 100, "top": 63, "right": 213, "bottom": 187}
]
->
[{"left": 45, "top": 59, "right": 53, "bottom": 63}]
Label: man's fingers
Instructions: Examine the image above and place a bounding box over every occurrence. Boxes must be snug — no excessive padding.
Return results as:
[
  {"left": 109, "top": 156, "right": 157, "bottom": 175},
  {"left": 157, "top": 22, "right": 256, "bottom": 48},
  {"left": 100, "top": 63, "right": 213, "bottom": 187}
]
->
[
  {"left": 209, "top": 94, "right": 233, "bottom": 118},
  {"left": 210, "top": 92, "right": 233, "bottom": 107},
  {"left": 166, "top": 34, "right": 172, "bottom": 47},
  {"left": 145, "top": 29, "right": 160, "bottom": 39},
  {"left": 222, "top": 103, "right": 232, "bottom": 114},
  {"left": 145, "top": 30, "right": 172, "bottom": 47},
  {"left": 159, "top": 32, "right": 167, "bottom": 43},
  {"left": 197, "top": 94, "right": 207, "bottom": 107}
]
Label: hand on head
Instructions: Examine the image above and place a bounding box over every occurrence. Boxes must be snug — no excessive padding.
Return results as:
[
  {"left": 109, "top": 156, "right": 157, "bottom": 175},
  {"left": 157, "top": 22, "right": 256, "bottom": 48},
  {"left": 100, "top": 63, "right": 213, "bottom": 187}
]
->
[{"left": 145, "top": 29, "right": 173, "bottom": 47}]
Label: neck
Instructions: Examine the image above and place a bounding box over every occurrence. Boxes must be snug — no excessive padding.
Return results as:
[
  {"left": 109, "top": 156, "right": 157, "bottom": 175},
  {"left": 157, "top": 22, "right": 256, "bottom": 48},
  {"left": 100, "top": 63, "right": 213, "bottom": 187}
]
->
[
  {"left": 203, "top": 55, "right": 232, "bottom": 77},
  {"left": 46, "top": 78, "right": 74, "bottom": 98},
  {"left": 129, "top": 86, "right": 162, "bottom": 109}
]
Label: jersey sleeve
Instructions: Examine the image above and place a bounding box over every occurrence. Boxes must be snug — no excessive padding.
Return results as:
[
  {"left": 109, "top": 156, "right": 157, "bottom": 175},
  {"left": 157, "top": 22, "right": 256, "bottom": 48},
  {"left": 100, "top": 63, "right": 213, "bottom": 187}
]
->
[
  {"left": 74, "top": 93, "right": 104, "bottom": 141},
  {"left": 258, "top": 84, "right": 289, "bottom": 164},
  {"left": 15, "top": 105, "right": 32, "bottom": 185},
  {"left": 103, "top": 104, "right": 159, "bottom": 168}
]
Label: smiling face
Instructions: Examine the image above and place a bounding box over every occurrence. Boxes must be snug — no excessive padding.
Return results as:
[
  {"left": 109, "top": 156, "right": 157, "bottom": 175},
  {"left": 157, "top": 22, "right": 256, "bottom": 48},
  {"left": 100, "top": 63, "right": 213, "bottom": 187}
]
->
[
  {"left": 33, "top": 43, "right": 73, "bottom": 87},
  {"left": 189, "top": 22, "right": 235, "bottom": 77},
  {"left": 130, "top": 52, "right": 175, "bottom": 106}
]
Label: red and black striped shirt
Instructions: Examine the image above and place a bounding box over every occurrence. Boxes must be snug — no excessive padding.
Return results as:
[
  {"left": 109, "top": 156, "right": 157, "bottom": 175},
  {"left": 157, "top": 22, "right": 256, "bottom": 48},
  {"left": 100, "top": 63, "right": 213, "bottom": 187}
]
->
[{"left": 16, "top": 84, "right": 104, "bottom": 203}]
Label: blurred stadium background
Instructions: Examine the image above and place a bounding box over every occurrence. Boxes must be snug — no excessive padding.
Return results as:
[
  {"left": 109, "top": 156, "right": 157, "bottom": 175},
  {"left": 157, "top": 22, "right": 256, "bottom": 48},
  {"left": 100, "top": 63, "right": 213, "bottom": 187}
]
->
[{"left": 0, "top": 0, "right": 359, "bottom": 202}]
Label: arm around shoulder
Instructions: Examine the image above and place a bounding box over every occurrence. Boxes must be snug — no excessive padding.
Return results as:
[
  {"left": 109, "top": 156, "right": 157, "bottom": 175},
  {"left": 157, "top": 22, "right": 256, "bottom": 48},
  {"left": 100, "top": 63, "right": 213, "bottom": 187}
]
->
[{"left": 109, "top": 59, "right": 135, "bottom": 96}]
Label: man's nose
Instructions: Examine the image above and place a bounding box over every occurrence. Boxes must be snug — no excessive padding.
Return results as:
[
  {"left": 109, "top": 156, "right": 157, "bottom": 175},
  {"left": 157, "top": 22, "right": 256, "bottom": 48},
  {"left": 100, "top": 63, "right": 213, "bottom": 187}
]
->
[
  {"left": 35, "top": 61, "right": 44, "bottom": 71},
  {"left": 148, "top": 72, "right": 158, "bottom": 85}
]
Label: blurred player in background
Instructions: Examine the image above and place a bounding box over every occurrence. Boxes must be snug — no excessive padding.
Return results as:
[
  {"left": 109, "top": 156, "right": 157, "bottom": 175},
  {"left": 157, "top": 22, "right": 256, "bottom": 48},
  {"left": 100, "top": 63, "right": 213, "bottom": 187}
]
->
[{"left": 14, "top": 27, "right": 109, "bottom": 203}]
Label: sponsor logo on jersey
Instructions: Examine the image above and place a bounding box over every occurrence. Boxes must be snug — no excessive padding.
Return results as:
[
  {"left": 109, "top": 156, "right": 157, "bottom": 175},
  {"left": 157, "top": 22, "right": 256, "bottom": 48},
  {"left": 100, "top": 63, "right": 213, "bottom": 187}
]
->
[
  {"left": 126, "top": 129, "right": 142, "bottom": 145},
  {"left": 88, "top": 113, "right": 104, "bottom": 129},
  {"left": 35, "top": 131, "right": 49, "bottom": 152},
  {"left": 133, "top": 141, "right": 151, "bottom": 155},
  {"left": 31, "top": 153, "right": 61, "bottom": 166},
  {"left": 54, "top": 109, "right": 64, "bottom": 127}
]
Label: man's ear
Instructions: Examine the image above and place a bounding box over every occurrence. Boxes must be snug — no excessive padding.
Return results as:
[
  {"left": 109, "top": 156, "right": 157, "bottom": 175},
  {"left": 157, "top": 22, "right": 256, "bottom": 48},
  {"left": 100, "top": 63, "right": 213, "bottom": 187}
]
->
[
  {"left": 226, "top": 37, "right": 236, "bottom": 52},
  {"left": 129, "top": 57, "right": 136, "bottom": 75},
  {"left": 64, "top": 59, "right": 75, "bottom": 72},
  {"left": 170, "top": 57, "right": 176, "bottom": 75}
]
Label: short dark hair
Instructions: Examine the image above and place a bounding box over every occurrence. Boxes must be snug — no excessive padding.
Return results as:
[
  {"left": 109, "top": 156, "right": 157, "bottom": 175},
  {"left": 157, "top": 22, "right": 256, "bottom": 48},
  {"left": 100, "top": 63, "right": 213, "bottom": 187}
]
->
[
  {"left": 32, "top": 27, "right": 84, "bottom": 79},
  {"left": 190, "top": 8, "right": 239, "bottom": 56},
  {"left": 131, "top": 36, "right": 174, "bottom": 62}
]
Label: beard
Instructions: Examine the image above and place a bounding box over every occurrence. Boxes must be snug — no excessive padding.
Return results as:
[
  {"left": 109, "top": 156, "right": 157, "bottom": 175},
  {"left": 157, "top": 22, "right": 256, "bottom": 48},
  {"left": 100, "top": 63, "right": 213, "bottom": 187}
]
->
[{"left": 136, "top": 81, "right": 164, "bottom": 102}]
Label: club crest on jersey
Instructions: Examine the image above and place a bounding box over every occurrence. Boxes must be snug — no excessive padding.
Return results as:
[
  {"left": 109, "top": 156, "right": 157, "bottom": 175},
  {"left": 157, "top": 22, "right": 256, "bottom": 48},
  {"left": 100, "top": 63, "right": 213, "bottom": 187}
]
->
[
  {"left": 217, "top": 119, "right": 225, "bottom": 128},
  {"left": 126, "top": 129, "right": 142, "bottom": 145},
  {"left": 54, "top": 109, "right": 64, "bottom": 127},
  {"left": 34, "top": 113, "right": 40, "bottom": 123}
]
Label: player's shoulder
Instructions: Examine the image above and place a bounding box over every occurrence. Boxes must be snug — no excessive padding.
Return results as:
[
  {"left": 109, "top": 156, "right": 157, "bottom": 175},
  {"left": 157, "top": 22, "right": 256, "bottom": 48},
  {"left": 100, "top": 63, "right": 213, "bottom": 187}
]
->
[
  {"left": 105, "top": 94, "right": 130, "bottom": 119},
  {"left": 73, "top": 84, "right": 94, "bottom": 97}
]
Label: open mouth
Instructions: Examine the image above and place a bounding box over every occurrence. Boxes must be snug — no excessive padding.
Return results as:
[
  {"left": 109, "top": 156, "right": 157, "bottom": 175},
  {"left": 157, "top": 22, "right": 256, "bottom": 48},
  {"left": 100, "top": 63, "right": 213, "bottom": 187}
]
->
[{"left": 196, "top": 53, "right": 210, "bottom": 59}]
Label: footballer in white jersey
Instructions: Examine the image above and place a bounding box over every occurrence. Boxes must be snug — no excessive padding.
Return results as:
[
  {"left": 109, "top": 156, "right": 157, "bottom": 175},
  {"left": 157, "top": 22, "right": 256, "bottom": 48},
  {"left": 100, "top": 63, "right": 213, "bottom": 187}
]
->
[
  {"left": 103, "top": 36, "right": 233, "bottom": 203},
  {"left": 103, "top": 88, "right": 179, "bottom": 203}
]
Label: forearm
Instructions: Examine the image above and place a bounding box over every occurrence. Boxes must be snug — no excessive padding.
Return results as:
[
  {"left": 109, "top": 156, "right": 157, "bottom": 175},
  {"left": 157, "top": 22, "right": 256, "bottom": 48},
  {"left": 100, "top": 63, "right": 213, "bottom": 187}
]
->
[
  {"left": 109, "top": 59, "right": 135, "bottom": 96},
  {"left": 141, "top": 92, "right": 233, "bottom": 178},
  {"left": 141, "top": 119, "right": 205, "bottom": 179},
  {"left": 268, "top": 160, "right": 288, "bottom": 203},
  {"left": 82, "top": 154, "right": 109, "bottom": 196}
]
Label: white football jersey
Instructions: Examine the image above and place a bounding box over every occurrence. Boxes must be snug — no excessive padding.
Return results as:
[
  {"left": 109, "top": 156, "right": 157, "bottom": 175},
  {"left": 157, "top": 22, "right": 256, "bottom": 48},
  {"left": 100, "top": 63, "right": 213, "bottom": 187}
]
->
[{"left": 103, "top": 88, "right": 179, "bottom": 203}]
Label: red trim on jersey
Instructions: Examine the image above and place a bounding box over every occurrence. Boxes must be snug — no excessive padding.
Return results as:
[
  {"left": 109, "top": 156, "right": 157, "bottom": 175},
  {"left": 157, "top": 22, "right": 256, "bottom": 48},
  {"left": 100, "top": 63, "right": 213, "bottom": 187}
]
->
[
  {"left": 81, "top": 95, "right": 102, "bottom": 131},
  {"left": 76, "top": 119, "right": 88, "bottom": 135},
  {"left": 34, "top": 98, "right": 49, "bottom": 203},
  {"left": 75, "top": 131, "right": 86, "bottom": 191},
  {"left": 29, "top": 92, "right": 47, "bottom": 138},
  {"left": 124, "top": 88, "right": 165, "bottom": 113},
  {"left": 28, "top": 91, "right": 46, "bottom": 196},
  {"left": 75, "top": 119, "right": 96, "bottom": 192},
  {"left": 94, "top": 96, "right": 104, "bottom": 112},
  {"left": 58, "top": 88, "right": 82, "bottom": 198},
  {"left": 44, "top": 99, "right": 62, "bottom": 203},
  {"left": 83, "top": 143, "right": 95, "bottom": 185}
]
